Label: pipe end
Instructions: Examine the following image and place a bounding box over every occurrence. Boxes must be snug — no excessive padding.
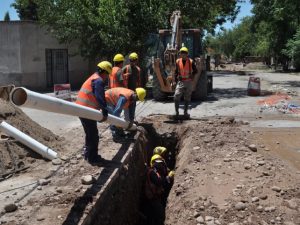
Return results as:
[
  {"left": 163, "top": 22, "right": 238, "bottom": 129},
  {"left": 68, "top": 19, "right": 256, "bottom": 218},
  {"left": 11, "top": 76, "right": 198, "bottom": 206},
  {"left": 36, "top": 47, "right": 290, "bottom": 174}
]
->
[{"left": 10, "top": 88, "right": 27, "bottom": 106}]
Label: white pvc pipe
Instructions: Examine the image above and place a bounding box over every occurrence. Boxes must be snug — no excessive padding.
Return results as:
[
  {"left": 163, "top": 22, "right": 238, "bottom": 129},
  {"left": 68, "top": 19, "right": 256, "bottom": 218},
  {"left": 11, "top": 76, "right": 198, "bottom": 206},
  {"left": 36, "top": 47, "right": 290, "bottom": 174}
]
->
[
  {"left": 0, "top": 121, "right": 57, "bottom": 160},
  {"left": 10, "top": 87, "right": 137, "bottom": 131}
]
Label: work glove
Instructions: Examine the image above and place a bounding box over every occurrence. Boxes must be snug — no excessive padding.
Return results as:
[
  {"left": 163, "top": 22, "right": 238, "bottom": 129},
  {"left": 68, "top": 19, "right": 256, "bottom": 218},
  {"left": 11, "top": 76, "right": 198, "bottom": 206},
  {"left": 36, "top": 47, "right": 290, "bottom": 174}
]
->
[
  {"left": 99, "top": 115, "right": 107, "bottom": 122},
  {"left": 126, "top": 120, "right": 134, "bottom": 130},
  {"left": 168, "top": 170, "right": 175, "bottom": 178},
  {"left": 99, "top": 108, "right": 108, "bottom": 122},
  {"left": 166, "top": 170, "right": 175, "bottom": 183}
]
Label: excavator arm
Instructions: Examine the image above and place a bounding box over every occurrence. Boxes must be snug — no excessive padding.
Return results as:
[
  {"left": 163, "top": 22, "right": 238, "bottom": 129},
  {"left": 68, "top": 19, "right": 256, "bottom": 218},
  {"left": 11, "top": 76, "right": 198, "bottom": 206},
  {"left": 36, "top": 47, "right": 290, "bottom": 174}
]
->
[{"left": 164, "top": 11, "right": 182, "bottom": 89}]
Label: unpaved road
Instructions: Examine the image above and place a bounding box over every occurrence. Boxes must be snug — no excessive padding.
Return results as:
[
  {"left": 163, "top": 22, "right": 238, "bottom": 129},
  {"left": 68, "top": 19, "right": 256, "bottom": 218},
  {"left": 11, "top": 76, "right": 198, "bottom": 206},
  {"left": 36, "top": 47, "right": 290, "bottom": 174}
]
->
[
  {"left": 1, "top": 69, "right": 300, "bottom": 225},
  {"left": 22, "top": 70, "right": 300, "bottom": 168}
]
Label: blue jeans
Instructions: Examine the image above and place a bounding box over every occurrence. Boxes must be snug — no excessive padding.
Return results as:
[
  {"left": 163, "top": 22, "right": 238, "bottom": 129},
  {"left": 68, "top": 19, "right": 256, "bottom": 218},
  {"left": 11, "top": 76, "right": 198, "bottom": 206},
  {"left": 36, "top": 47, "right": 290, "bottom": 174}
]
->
[
  {"left": 79, "top": 117, "right": 99, "bottom": 160},
  {"left": 107, "top": 103, "right": 125, "bottom": 137}
]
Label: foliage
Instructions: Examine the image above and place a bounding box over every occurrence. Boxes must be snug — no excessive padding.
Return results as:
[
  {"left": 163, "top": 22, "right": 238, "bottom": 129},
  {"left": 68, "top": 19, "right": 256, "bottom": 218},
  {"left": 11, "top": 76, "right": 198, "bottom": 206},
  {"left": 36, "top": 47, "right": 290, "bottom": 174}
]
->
[
  {"left": 12, "top": 0, "right": 242, "bottom": 59},
  {"left": 282, "top": 27, "right": 300, "bottom": 70},
  {"left": 250, "top": 0, "right": 300, "bottom": 69},
  {"left": 205, "top": 17, "right": 257, "bottom": 60},
  {"left": 11, "top": 0, "right": 38, "bottom": 20},
  {"left": 206, "top": 0, "right": 300, "bottom": 67},
  {"left": 4, "top": 12, "right": 10, "bottom": 21}
]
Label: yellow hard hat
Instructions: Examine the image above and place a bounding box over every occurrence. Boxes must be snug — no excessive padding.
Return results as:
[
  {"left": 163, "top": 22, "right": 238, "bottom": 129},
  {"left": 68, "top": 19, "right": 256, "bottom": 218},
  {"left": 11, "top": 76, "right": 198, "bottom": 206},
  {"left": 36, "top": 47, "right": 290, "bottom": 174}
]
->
[
  {"left": 113, "top": 54, "right": 124, "bottom": 62},
  {"left": 180, "top": 47, "right": 188, "bottom": 53},
  {"left": 153, "top": 146, "right": 167, "bottom": 156},
  {"left": 168, "top": 170, "right": 175, "bottom": 178},
  {"left": 150, "top": 154, "right": 163, "bottom": 167},
  {"left": 129, "top": 52, "right": 138, "bottom": 60},
  {"left": 97, "top": 61, "right": 112, "bottom": 74},
  {"left": 135, "top": 88, "right": 146, "bottom": 101}
]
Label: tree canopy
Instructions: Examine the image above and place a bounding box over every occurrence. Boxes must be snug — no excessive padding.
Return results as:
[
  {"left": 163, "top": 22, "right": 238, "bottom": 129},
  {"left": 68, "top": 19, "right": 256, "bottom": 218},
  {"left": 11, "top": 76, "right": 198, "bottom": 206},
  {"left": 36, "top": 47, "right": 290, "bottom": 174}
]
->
[
  {"left": 12, "top": 0, "right": 242, "bottom": 59},
  {"left": 4, "top": 12, "right": 10, "bottom": 21},
  {"left": 206, "top": 0, "right": 300, "bottom": 70},
  {"left": 11, "top": 0, "right": 38, "bottom": 20}
]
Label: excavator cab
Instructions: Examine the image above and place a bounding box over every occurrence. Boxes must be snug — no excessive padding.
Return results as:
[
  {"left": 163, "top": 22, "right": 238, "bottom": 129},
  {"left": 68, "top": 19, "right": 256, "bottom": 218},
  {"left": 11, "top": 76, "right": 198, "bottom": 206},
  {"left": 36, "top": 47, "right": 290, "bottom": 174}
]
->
[
  {"left": 158, "top": 29, "right": 202, "bottom": 59},
  {"left": 149, "top": 11, "right": 208, "bottom": 101}
]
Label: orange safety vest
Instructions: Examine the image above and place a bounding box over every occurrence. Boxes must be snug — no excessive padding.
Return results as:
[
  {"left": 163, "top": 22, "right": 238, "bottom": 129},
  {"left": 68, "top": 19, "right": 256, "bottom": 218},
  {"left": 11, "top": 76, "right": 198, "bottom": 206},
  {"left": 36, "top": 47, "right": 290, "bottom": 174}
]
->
[
  {"left": 76, "top": 73, "right": 101, "bottom": 110},
  {"left": 145, "top": 168, "right": 164, "bottom": 200},
  {"left": 123, "top": 65, "right": 141, "bottom": 88},
  {"left": 109, "top": 66, "right": 123, "bottom": 88},
  {"left": 105, "top": 87, "right": 134, "bottom": 109},
  {"left": 177, "top": 58, "right": 193, "bottom": 81}
]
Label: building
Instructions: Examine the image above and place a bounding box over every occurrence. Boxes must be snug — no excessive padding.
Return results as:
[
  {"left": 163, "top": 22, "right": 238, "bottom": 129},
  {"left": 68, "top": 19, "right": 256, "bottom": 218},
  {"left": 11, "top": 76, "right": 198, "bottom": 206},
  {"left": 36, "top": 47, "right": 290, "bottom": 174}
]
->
[{"left": 0, "top": 21, "right": 89, "bottom": 91}]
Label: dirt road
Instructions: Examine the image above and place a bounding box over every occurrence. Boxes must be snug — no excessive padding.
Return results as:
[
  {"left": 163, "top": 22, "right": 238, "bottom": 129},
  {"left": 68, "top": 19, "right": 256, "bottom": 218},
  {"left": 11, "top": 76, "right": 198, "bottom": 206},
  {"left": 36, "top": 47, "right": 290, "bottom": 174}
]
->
[{"left": 1, "top": 69, "right": 300, "bottom": 225}]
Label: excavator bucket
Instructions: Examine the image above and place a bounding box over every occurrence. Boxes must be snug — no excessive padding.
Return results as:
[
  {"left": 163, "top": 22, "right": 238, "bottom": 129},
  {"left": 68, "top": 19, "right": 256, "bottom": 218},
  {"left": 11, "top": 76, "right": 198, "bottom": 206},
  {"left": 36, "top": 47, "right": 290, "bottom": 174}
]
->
[{"left": 0, "top": 85, "right": 15, "bottom": 101}]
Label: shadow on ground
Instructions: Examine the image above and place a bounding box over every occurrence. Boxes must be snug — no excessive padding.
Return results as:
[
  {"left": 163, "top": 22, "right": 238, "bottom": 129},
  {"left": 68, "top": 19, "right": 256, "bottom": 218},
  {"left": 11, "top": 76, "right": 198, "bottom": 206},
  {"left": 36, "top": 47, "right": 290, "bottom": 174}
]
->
[
  {"left": 210, "top": 70, "right": 255, "bottom": 77},
  {"left": 62, "top": 140, "right": 132, "bottom": 225},
  {"left": 270, "top": 81, "right": 300, "bottom": 88}
]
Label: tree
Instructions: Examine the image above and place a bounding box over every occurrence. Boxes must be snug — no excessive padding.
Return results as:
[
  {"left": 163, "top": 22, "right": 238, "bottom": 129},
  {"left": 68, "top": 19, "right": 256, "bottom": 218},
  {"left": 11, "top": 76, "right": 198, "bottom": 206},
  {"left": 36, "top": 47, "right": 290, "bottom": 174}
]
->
[
  {"left": 4, "top": 12, "right": 10, "bottom": 21},
  {"left": 251, "top": 0, "right": 300, "bottom": 69},
  {"left": 282, "top": 27, "right": 300, "bottom": 71},
  {"left": 12, "top": 0, "right": 242, "bottom": 59},
  {"left": 205, "top": 17, "right": 258, "bottom": 60},
  {"left": 11, "top": 0, "right": 38, "bottom": 20}
]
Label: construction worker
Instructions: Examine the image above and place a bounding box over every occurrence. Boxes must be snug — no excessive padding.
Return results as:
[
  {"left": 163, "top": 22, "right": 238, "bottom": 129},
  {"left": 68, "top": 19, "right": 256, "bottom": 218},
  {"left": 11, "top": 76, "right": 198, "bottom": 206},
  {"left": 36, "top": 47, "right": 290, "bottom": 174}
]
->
[
  {"left": 76, "top": 61, "right": 112, "bottom": 165},
  {"left": 144, "top": 156, "right": 175, "bottom": 225},
  {"left": 152, "top": 146, "right": 171, "bottom": 169},
  {"left": 150, "top": 150, "right": 174, "bottom": 183},
  {"left": 153, "top": 146, "right": 167, "bottom": 158},
  {"left": 105, "top": 87, "right": 146, "bottom": 140},
  {"left": 174, "top": 47, "right": 198, "bottom": 118},
  {"left": 122, "top": 52, "right": 141, "bottom": 91},
  {"left": 109, "top": 54, "right": 125, "bottom": 88}
]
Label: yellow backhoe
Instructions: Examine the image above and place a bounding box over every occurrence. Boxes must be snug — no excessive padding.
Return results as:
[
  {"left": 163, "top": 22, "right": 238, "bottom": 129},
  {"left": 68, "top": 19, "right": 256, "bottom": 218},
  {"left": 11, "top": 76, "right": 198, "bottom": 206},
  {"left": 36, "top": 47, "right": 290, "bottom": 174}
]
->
[{"left": 150, "top": 11, "right": 208, "bottom": 100}]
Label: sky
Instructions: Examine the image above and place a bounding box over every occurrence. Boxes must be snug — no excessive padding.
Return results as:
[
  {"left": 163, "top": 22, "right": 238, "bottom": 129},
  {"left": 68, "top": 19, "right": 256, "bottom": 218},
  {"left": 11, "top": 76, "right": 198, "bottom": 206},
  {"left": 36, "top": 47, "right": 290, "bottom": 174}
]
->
[
  {"left": 0, "top": 0, "right": 253, "bottom": 27},
  {"left": 0, "top": 0, "right": 19, "bottom": 20},
  {"left": 215, "top": 0, "right": 253, "bottom": 32}
]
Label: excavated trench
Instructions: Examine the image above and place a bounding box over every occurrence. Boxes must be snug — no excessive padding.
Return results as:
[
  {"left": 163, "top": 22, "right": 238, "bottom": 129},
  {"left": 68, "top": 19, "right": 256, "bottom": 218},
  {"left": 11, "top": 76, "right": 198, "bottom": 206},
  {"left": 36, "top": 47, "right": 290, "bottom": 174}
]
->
[{"left": 81, "top": 122, "right": 180, "bottom": 225}]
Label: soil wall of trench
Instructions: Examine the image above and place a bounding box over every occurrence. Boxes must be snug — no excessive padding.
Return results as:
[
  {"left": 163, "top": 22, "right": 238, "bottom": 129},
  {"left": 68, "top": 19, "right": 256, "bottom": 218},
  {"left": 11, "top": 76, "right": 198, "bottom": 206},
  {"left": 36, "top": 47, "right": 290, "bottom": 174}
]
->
[
  {"left": 82, "top": 115, "right": 300, "bottom": 225},
  {"left": 80, "top": 117, "right": 183, "bottom": 225}
]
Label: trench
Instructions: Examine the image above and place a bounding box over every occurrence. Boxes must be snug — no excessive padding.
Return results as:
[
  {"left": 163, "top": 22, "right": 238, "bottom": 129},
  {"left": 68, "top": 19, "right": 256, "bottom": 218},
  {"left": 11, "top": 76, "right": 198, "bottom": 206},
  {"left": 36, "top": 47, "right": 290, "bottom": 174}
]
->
[{"left": 81, "top": 123, "right": 179, "bottom": 225}]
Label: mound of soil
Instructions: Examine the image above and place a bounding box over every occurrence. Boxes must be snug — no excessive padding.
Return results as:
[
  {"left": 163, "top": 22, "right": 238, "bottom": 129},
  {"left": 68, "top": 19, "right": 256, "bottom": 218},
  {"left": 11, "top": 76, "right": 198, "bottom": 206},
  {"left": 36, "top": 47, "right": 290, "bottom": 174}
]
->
[
  {"left": 0, "top": 99, "right": 65, "bottom": 179},
  {"left": 142, "top": 115, "right": 300, "bottom": 225}
]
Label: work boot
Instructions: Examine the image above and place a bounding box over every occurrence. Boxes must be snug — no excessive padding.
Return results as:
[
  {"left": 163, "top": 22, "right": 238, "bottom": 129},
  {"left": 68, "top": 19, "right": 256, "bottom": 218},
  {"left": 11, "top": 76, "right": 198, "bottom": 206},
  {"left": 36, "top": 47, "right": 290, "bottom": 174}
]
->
[
  {"left": 184, "top": 101, "right": 190, "bottom": 119},
  {"left": 87, "top": 154, "right": 104, "bottom": 166},
  {"left": 82, "top": 146, "right": 87, "bottom": 158},
  {"left": 115, "top": 129, "right": 126, "bottom": 137},
  {"left": 175, "top": 101, "right": 180, "bottom": 117}
]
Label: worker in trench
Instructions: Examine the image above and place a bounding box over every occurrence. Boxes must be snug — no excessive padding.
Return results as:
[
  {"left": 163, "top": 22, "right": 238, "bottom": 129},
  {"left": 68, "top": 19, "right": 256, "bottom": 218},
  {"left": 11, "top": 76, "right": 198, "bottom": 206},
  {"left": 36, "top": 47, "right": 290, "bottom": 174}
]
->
[
  {"left": 76, "top": 61, "right": 112, "bottom": 165},
  {"left": 151, "top": 146, "right": 174, "bottom": 199},
  {"left": 174, "top": 47, "right": 198, "bottom": 118},
  {"left": 109, "top": 54, "right": 125, "bottom": 88},
  {"left": 105, "top": 87, "right": 146, "bottom": 141},
  {"left": 143, "top": 147, "right": 175, "bottom": 225}
]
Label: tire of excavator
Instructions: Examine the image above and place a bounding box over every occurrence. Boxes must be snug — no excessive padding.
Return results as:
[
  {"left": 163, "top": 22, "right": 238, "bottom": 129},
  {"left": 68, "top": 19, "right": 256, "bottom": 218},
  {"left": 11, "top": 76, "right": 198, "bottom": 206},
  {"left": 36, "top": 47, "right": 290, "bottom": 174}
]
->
[
  {"left": 152, "top": 73, "right": 168, "bottom": 101},
  {"left": 192, "top": 71, "right": 207, "bottom": 101}
]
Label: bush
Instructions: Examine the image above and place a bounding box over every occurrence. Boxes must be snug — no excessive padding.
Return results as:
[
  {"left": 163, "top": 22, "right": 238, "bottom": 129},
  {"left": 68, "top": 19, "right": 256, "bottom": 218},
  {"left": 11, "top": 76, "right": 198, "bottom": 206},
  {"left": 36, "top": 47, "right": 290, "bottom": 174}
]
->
[{"left": 282, "top": 27, "right": 300, "bottom": 71}]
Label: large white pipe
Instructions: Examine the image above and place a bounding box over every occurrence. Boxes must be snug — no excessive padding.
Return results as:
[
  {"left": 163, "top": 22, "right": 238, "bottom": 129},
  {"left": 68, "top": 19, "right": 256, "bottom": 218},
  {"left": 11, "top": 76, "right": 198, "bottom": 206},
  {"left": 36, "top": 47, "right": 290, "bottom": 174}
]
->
[
  {"left": 10, "top": 87, "right": 137, "bottom": 131},
  {"left": 0, "top": 121, "right": 57, "bottom": 160}
]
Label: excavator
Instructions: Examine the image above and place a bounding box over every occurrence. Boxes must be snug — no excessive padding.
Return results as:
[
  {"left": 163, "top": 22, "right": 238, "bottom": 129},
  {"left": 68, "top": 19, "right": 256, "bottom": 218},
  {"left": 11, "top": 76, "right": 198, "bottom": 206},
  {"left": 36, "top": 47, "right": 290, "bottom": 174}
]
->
[{"left": 149, "top": 11, "right": 208, "bottom": 101}]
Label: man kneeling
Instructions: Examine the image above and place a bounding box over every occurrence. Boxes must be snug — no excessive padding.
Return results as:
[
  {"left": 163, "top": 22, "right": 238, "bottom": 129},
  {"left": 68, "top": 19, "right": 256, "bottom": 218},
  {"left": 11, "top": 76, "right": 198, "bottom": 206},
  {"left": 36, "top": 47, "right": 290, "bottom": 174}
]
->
[{"left": 105, "top": 87, "right": 146, "bottom": 140}]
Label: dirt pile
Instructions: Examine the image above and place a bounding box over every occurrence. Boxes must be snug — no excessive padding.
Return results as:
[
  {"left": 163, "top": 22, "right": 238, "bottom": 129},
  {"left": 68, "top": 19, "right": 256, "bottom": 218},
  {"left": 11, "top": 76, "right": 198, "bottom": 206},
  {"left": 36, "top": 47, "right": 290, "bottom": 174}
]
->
[
  {"left": 142, "top": 115, "right": 300, "bottom": 225},
  {"left": 0, "top": 114, "right": 299, "bottom": 225},
  {"left": 0, "top": 99, "right": 65, "bottom": 179}
]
